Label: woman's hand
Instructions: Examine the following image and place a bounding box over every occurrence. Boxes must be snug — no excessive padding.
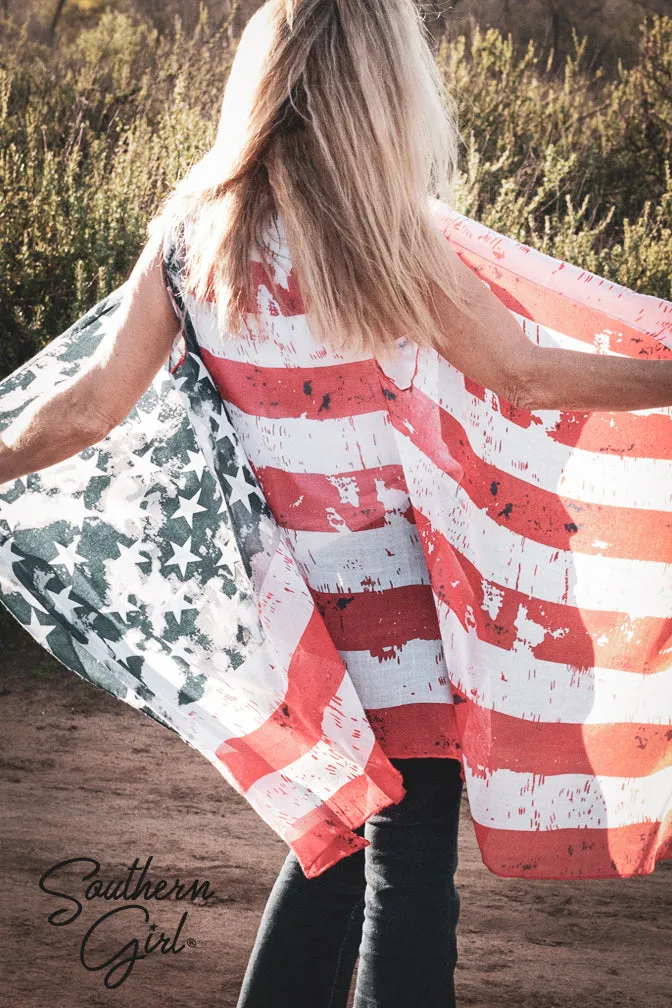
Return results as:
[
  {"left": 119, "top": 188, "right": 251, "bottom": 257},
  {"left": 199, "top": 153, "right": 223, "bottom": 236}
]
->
[
  {"left": 0, "top": 231, "right": 181, "bottom": 485},
  {"left": 433, "top": 241, "right": 672, "bottom": 413}
]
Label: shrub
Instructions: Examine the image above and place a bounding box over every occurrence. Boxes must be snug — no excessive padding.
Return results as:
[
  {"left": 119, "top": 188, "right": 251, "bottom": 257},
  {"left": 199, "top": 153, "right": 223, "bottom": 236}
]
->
[
  {"left": 0, "top": 5, "right": 233, "bottom": 376},
  {"left": 0, "top": 8, "right": 670, "bottom": 379},
  {"left": 443, "top": 17, "right": 672, "bottom": 295}
]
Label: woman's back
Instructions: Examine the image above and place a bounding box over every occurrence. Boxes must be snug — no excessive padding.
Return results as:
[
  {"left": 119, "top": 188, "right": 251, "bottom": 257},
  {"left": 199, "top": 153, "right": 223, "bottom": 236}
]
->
[{"left": 176, "top": 212, "right": 460, "bottom": 759}]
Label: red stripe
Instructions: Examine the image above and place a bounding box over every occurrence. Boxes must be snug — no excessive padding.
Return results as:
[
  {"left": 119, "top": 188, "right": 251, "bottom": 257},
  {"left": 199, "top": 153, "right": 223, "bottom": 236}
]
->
[
  {"left": 384, "top": 383, "right": 672, "bottom": 562},
  {"left": 367, "top": 695, "right": 672, "bottom": 778},
  {"left": 446, "top": 242, "right": 672, "bottom": 360},
  {"left": 291, "top": 750, "right": 407, "bottom": 878},
  {"left": 450, "top": 689, "right": 672, "bottom": 778},
  {"left": 473, "top": 816, "right": 672, "bottom": 879},
  {"left": 202, "top": 350, "right": 385, "bottom": 420},
  {"left": 292, "top": 817, "right": 368, "bottom": 880},
  {"left": 214, "top": 608, "right": 349, "bottom": 790},
  {"left": 364, "top": 702, "right": 461, "bottom": 759},
  {"left": 460, "top": 370, "right": 672, "bottom": 448},
  {"left": 194, "top": 260, "right": 305, "bottom": 316},
  {"left": 459, "top": 372, "right": 672, "bottom": 457},
  {"left": 544, "top": 408, "right": 672, "bottom": 461},
  {"left": 414, "top": 509, "right": 672, "bottom": 675},
  {"left": 248, "top": 260, "right": 305, "bottom": 316},
  {"left": 253, "top": 465, "right": 410, "bottom": 532},
  {"left": 310, "top": 583, "right": 442, "bottom": 653},
  {"left": 204, "top": 328, "right": 672, "bottom": 465}
]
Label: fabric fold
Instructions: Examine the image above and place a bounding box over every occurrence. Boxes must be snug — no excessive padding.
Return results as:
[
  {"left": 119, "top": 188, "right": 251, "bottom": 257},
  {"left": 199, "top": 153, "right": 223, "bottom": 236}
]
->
[
  {"left": 0, "top": 259, "right": 406, "bottom": 881},
  {"left": 1, "top": 205, "right": 671, "bottom": 879}
]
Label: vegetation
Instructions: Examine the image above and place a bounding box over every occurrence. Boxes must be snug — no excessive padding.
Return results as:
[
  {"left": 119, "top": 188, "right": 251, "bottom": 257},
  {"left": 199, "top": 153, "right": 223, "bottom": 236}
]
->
[{"left": 1, "top": 4, "right": 671, "bottom": 378}]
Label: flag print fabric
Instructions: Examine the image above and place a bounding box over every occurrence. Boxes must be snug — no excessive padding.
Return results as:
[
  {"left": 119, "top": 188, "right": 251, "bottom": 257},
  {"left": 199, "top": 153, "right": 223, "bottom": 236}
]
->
[{"left": 1, "top": 199, "right": 671, "bottom": 881}]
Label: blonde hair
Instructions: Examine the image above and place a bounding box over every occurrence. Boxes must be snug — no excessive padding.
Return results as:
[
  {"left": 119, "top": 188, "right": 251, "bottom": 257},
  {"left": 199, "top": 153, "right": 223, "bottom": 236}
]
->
[{"left": 149, "top": 0, "right": 475, "bottom": 356}]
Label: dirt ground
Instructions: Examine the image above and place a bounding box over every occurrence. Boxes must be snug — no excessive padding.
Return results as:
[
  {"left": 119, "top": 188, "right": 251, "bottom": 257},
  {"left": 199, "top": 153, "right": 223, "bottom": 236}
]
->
[{"left": 1, "top": 615, "right": 670, "bottom": 1008}]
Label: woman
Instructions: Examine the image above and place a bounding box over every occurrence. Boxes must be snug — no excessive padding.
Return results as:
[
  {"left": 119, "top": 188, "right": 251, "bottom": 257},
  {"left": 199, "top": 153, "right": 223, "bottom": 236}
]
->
[{"left": 1, "top": 3, "right": 671, "bottom": 1007}]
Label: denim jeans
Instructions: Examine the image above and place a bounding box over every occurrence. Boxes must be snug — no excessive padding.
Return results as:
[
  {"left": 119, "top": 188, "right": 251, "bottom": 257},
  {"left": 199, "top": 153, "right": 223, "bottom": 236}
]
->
[{"left": 235, "top": 756, "right": 464, "bottom": 1008}]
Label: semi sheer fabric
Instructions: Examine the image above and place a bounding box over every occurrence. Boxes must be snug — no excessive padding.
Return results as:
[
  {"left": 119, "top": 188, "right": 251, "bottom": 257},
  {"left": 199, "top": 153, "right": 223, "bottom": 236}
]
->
[{"left": 1, "top": 200, "right": 670, "bottom": 880}]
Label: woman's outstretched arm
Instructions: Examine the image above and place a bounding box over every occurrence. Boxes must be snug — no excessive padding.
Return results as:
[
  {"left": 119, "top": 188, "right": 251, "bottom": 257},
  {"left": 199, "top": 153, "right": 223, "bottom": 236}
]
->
[
  {"left": 4, "top": 232, "right": 672, "bottom": 488},
  {"left": 0, "top": 232, "right": 181, "bottom": 485},
  {"left": 433, "top": 242, "right": 672, "bottom": 413}
]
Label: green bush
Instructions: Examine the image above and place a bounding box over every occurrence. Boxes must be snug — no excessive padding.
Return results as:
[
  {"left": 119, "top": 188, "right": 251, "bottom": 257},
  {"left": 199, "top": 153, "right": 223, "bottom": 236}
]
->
[
  {"left": 1, "top": 8, "right": 671, "bottom": 380},
  {"left": 0, "top": 5, "right": 233, "bottom": 377},
  {"left": 444, "top": 18, "right": 672, "bottom": 292}
]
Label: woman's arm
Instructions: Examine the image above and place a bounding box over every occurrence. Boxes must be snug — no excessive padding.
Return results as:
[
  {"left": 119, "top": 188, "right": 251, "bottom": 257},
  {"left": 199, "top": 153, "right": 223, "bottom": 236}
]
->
[
  {"left": 0, "top": 231, "right": 181, "bottom": 485},
  {"left": 433, "top": 243, "right": 672, "bottom": 413}
]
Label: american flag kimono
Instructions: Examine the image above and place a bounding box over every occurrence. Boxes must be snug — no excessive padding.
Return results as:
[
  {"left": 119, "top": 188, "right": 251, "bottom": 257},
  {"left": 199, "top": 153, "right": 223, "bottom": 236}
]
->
[{"left": 1, "top": 201, "right": 671, "bottom": 880}]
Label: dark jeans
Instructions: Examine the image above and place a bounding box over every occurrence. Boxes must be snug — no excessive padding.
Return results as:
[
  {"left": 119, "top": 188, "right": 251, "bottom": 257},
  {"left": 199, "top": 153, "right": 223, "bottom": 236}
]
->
[{"left": 235, "top": 756, "right": 463, "bottom": 1008}]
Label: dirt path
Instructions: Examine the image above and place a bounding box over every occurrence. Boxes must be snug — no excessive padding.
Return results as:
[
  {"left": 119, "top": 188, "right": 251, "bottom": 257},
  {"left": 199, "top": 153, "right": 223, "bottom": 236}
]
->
[{"left": 1, "top": 615, "right": 669, "bottom": 1007}]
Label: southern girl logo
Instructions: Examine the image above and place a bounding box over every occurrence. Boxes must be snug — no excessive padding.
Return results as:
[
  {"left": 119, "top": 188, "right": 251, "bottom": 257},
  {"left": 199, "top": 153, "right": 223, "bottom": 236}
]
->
[{"left": 38, "top": 855, "right": 216, "bottom": 989}]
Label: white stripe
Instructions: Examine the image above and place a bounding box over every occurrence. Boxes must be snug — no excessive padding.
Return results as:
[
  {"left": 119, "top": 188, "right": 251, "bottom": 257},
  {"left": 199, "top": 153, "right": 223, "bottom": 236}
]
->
[
  {"left": 518, "top": 312, "right": 607, "bottom": 354},
  {"left": 257, "top": 539, "right": 315, "bottom": 664},
  {"left": 249, "top": 737, "right": 373, "bottom": 814},
  {"left": 284, "top": 522, "right": 431, "bottom": 593},
  {"left": 226, "top": 401, "right": 400, "bottom": 473},
  {"left": 245, "top": 678, "right": 381, "bottom": 834},
  {"left": 338, "top": 638, "right": 451, "bottom": 708},
  {"left": 185, "top": 294, "right": 371, "bottom": 368},
  {"left": 414, "top": 351, "right": 672, "bottom": 510},
  {"left": 437, "top": 601, "right": 672, "bottom": 725},
  {"left": 179, "top": 644, "right": 283, "bottom": 742},
  {"left": 519, "top": 312, "right": 629, "bottom": 357},
  {"left": 243, "top": 756, "right": 342, "bottom": 835},
  {"left": 321, "top": 670, "right": 383, "bottom": 767},
  {"left": 463, "top": 759, "right": 672, "bottom": 832},
  {"left": 400, "top": 433, "right": 672, "bottom": 618}
]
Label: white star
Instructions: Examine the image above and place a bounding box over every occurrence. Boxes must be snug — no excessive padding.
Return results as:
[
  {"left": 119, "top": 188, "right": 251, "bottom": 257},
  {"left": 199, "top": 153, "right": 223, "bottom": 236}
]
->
[
  {"left": 182, "top": 449, "right": 207, "bottom": 481},
  {"left": 75, "top": 448, "right": 108, "bottom": 482},
  {"left": 64, "top": 493, "right": 95, "bottom": 531},
  {"left": 76, "top": 629, "right": 120, "bottom": 668},
  {"left": 106, "top": 498, "right": 145, "bottom": 541},
  {"left": 169, "top": 640, "right": 198, "bottom": 665},
  {"left": 0, "top": 495, "right": 30, "bottom": 533},
  {"left": 223, "top": 466, "right": 259, "bottom": 514},
  {"left": 51, "top": 537, "right": 87, "bottom": 576},
  {"left": 163, "top": 588, "right": 198, "bottom": 625},
  {"left": 0, "top": 564, "right": 51, "bottom": 614},
  {"left": 0, "top": 472, "right": 25, "bottom": 497},
  {"left": 163, "top": 535, "right": 202, "bottom": 577},
  {"left": 211, "top": 407, "right": 234, "bottom": 444},
  {"left": 98, "top": 592, "right": 140, "bottom": 623},
  {"left": 170, "top": 487, "right": 209, "bottom": 528},
  {"left": 172, "top": 372, "right": 192, "bottom": 395},
  {"left": 128, "top": 446, "right": 160, "bottom": 487},
  {"left": 115, "top": 539, "right": 152, "bottom": 568},
  {"left": 47, "top": 584, "right": 86, "bottom": 623},
  {"left": 25, "top": 607, "right": 56, "bottom": 645},
  {"left": 189, "top": 352, "right": 215, "bottom": 387},
  {"left": 107, "top": 635, "right": 140, "bottom": 668}
]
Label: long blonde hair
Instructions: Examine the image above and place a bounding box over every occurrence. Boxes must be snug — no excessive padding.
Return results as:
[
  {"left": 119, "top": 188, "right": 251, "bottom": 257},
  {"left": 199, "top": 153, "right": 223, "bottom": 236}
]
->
[{"left": 149, "top": 0, "right": 474, "bottom": 355}]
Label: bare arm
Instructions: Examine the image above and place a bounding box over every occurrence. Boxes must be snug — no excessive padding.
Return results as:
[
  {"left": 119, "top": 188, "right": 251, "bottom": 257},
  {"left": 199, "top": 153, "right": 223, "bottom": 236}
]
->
[
  {"left": 0, "top": 231, "right": 181, "bottom": 485},
  {"left": 433, "top": 243, "right": 672, "bottom": 413}
]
